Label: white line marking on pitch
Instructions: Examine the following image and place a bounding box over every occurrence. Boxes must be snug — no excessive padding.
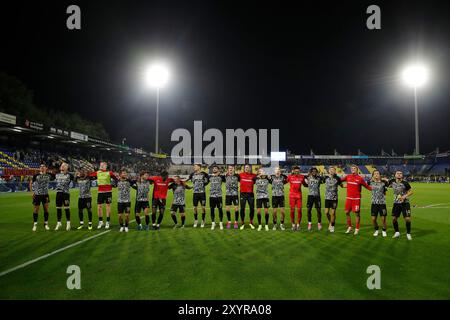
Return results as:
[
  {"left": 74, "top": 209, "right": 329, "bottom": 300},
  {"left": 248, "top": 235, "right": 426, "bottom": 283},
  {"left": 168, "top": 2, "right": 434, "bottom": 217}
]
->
[
  {"left": 416, "top": 203, "right": 450, "bottom": 208},
  {"left": 0, "top": 220, "right": 135, "bottom": 278}
]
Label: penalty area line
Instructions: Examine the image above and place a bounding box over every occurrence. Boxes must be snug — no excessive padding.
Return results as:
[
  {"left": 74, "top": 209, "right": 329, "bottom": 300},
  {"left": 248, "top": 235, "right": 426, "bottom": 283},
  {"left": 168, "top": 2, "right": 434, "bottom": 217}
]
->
[{"left": 0, "top": 219, "right": 135, "bottom": 278}]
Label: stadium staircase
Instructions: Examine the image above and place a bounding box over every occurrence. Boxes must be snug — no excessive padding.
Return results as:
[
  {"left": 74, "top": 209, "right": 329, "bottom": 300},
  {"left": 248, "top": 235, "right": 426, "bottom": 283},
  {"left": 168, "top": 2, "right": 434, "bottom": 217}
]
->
[
  {"left": 316, "top": 165, "right": 326, "bottom": 174},
  {"left": 70, "top": 158, "right": 95, "bottom": 171},
  {"left": 365, "top": 165, "right": 377, "bottom": 174},
  {"left": 358, "top": 166, "right": 368, "bottom": 174},
  {"left": 0, "top": 149, "right": 37, "bottom": 169}
]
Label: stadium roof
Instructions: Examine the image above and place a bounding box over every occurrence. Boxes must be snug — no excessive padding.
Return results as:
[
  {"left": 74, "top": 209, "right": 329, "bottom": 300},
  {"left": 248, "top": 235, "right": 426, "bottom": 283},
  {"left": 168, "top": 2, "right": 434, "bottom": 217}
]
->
[{"left": 0, "top": 111, "right": 167, "bottom": 158}]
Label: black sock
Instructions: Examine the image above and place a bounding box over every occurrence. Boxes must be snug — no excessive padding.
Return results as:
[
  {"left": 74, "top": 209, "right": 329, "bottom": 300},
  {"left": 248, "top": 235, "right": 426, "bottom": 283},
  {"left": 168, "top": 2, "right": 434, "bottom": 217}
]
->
[
  {"left": 218, "top": 208, "right": 223, "bottom": 222},
  {"left": 181, "top": 215, "right": 186, "bottom": 226},
  {"left": 33, "top": 213, "right": 38, "bottom": 223},
  {"left": 151, "top": 213, "right": 156, "bottom": 224},
  {"left": 257, "top": 214, "right": 262, "bottom": 224},
  {"left": 136, "top": 215, "right": 141, "bottom": 225},
  {"left": 201, "top": 212, "right": 206, "bottom": 222},
  {"left": 145, "top": 215, "right": 150, "bottom": 225},
  {"left": 317, "top": 211, "right": 322, "bottom": 223},
  {"left": 393, "top": 220, "right": 399, "bottom": 232},
  {"left": 65, "top": 208, "right": 70, "bottom": 221},
  {"left": 44, "top": 211, "right": 49, "bottom": 223},
  {"left": 57, "top": 208, "right": 62, "bottom": 222},
  {"left": 99, "top": 216, "right": 103, "bottom": 221},
  {"left": 106, "top": 216, "right": 110, "bottom": 222},
  {"left": 240, "top": 207, "right": 245, "bottom": 223},
  {"left": 265, "top": 213, "right": 269, "bottom": 225},
  {"left": 234, "top": 210, "right": 239, "bottom": 222},
  {"left": 406, "top": 221, "right": 411, "bottom": 234},
  {"left": 382, "top": 227, "right": 386, "bottom": 231},
  {"left": 194, "top": 212, "right": 198, "bottom": 221},
  {"left": 374, "top": 225, "right": 379, "bottom": 230},
  {"left": 78, "top": 209, "right": 84, "bottom": 223},
  {"left": 226, "top": 210, "right": 231, "bottom": 221},
  {"left": 157, "top": 213, "right": 164, "bottom": 224},
  {"left": 281, "top": 218, "right": 284, "bottom": 224},
  {"left": 331, "top": 221, "right": 335, "bottom": 227},
  {"left": 249, "top": 208, "right": 254, "bottom": 222},
  {"left": 210, "top": 208, "right": 215, "bottom": 222},
  {"left": 125, "top": 220, "right": 129, "bottom": 227},
  {"left": 171, "top": 214, "right": 177, "bottom": 224},
  {"left": 87, "top": 210, "right": 92, "bottom": 223},
  {"left": 307, "top": 209, "right": 312, "bottom": 223}
]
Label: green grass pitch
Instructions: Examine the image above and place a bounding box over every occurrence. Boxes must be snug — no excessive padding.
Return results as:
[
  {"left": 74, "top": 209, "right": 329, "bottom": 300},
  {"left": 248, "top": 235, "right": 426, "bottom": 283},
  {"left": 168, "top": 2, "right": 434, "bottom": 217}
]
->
[{"left": 0, "top": 183, "right": 449, "bottom": 300}]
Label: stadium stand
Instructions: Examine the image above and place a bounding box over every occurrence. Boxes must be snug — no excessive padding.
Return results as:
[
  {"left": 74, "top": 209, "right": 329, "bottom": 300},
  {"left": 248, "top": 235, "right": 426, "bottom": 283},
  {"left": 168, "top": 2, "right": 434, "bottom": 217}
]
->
[{"left": 0, "top": 146, "right": 40, "bottom": 169}]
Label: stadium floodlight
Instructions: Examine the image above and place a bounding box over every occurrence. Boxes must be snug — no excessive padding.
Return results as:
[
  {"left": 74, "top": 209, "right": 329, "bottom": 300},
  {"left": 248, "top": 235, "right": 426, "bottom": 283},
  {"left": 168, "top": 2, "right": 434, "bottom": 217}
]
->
[
  {"left": 401, "top": 63, "right": 429, "bottom": 155},
  {"left": 144, "top": 64, "right": 169, "bottom": 89},
  {"left": 143, "top": 62, "right": 170, "bottom": 153},
  {"left": 402, "top": 64, "right": 429, "bottom": 88}
]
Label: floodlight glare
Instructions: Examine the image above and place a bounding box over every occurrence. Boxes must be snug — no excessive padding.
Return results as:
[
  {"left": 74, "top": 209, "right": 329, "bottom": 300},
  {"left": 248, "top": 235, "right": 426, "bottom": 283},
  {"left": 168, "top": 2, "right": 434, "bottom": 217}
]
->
[
  {"left": 401, "top": 64, "right": 429, "bottom": 88},
  {"left": 144, "top": 64, "right": 169, "bottom": 88}
]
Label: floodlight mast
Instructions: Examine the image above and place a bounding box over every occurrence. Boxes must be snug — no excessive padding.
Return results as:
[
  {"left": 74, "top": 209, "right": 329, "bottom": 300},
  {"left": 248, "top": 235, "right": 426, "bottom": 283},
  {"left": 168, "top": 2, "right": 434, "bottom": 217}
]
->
[
  {"left": 401, "top": 64, "right": 429, "bottom": 156},
  {"left": 144, "top": 64, "right": 169, "bottom": 153}
]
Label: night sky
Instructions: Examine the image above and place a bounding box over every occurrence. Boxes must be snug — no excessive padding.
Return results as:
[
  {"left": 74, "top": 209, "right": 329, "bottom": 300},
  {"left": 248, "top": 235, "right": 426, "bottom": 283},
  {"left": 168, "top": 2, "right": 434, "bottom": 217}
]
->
[{"left": 1, "top": 0, "right": 449, "bottom": 155}]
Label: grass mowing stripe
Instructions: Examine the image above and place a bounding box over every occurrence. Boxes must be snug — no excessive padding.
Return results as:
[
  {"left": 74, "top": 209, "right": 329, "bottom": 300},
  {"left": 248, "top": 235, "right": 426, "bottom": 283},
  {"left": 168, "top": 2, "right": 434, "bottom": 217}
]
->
[
  {"left": 0, "top": 220, "right": 135, "bottom": 278},
  {"left": 0, "top": 230, "right": 110, "bottom": 277}
]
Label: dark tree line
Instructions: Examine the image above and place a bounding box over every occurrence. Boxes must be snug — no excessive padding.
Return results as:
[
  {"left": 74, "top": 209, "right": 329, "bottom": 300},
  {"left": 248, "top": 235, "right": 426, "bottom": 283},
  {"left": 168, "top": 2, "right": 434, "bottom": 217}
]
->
[{"left": 0, "top": 73, "right": 109, "bottom": 140}]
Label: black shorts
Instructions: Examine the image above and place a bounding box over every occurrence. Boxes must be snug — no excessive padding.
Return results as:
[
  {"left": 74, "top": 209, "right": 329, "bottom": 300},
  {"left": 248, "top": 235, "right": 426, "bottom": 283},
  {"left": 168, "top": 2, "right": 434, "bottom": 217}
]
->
[
  {"left": 97, "top": 192, "right": 112, "bottom": 205},
  {"left": 193, "top": 193, "right": 206, "bottom": 206},
  {"left": 210, "top": 197, "right": 223, "bottom": 209},
  {"left": 225, "top": 195, "right": 239, "bottom": 206},
  {"left": 135, "top": 201, "right": 150, "bottom": 213},
  {"left": 307, "top": 195, "right": 321, "bottom": 209},
  {"left": 33, "top": 194, "right": 50, "bottom": 206},
  {"left": 152, "top": 198, "right": 166, "bottom": 209},
  {"left": 325, "top": 199, "right": 338, "bottom": 209},
  {"left": 371, "top": 204, "right": 387, "bottom": 217},
  {"left": 272, "top": 196, "right": 285, "bottom": 208},
  {"left": 256, "top": 198, "right": 270, "bottom": 209},
  {"left": 240, "top": 192, "right": 254, "bottom": 206},
  {"left": 171, "top": 204, "right": 185, "bottom": 213},
  {"left": 78, "top": 198, "right": 92, "bottom": 210},
  {"left": 118, "top": 202, "right": 131, "bottom": 214},
  {"left": 56, "top": 192, "right": 70, "bottom": 208},
  {"left": 392, "top": 203, "right": 411, "bottom": 218}
]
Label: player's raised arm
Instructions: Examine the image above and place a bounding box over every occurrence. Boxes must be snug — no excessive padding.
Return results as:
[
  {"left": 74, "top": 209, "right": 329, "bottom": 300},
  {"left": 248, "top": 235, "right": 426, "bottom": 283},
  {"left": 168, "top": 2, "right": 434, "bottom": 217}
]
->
[
  {"left": 302, "top": 178, "right": 308, "bottom": 187},
  {"left": 182, "top": 180, "right": 193, "bottom": 190},
  {"left": 337, "top": 175, "right": 344, "bottom": 187},
  {"left": 110, "top": 171, "right": 119, "bottom": 181},
  {"left": 203, "top": 171, "right": 209, "bottom": 185},
  {"left": 49, "top": 171, "right": 57, "bottom": 180},
  {"left": 168, "top": 181, "right": 176, "bottom": 190},
  {"left": 361, "top": 177, "right": 372, "bottom": 191}
]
